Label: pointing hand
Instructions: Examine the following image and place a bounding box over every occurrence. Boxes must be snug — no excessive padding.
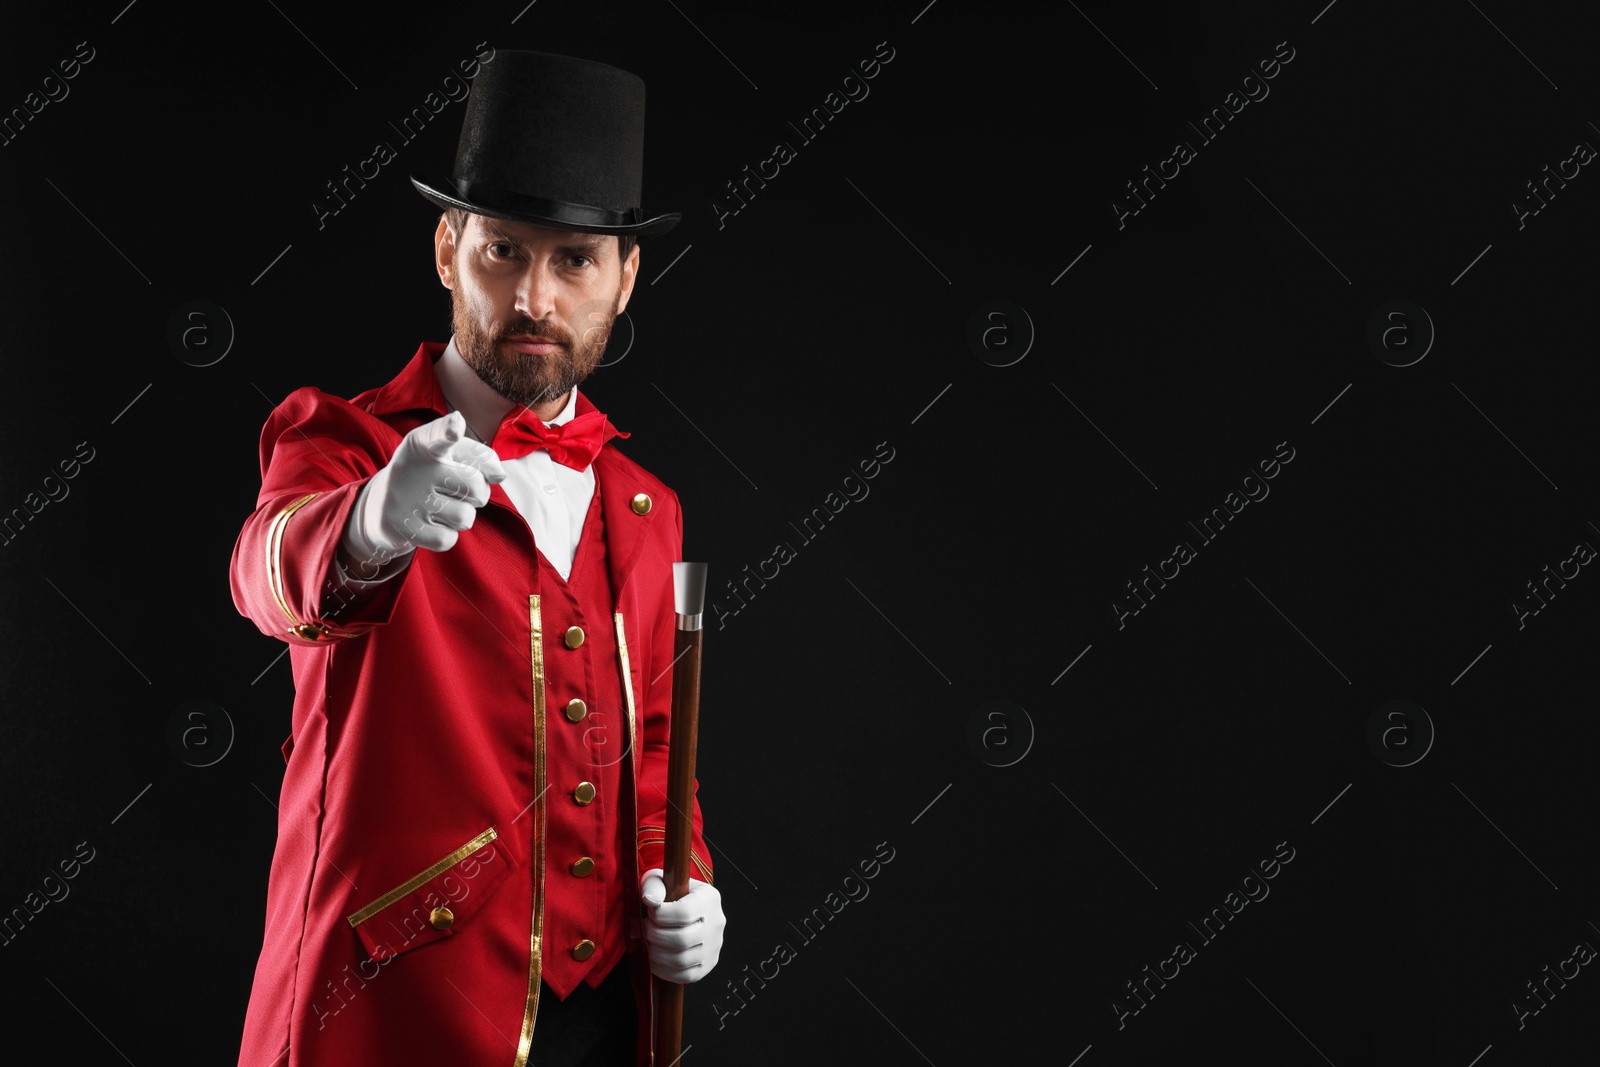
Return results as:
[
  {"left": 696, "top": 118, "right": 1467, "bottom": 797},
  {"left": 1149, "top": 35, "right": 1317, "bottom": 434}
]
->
[{"left": 342, "top": 411, "right": 507, "bottom": 573}]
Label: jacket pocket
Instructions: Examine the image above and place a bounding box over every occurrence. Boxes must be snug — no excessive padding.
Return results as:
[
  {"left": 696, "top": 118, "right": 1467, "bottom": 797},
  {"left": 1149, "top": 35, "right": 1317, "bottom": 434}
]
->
[{"left": 344, "top": 826, "right": 515, "bottom": 962}]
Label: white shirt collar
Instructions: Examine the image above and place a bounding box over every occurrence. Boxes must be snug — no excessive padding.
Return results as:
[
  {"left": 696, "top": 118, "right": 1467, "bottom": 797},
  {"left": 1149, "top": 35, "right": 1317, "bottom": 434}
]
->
[{"left": 435, "top": 335, "right": 577, "bottom": 444}]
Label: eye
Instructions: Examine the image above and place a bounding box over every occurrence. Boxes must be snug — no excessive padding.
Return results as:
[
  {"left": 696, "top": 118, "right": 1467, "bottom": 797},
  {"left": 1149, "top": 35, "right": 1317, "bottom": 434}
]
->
[
  {"left": 569, "top": 254, "right": 594, "bottom": 268},
  {"left": 488, "top": 241, "right": 520, "bottom": 259}
]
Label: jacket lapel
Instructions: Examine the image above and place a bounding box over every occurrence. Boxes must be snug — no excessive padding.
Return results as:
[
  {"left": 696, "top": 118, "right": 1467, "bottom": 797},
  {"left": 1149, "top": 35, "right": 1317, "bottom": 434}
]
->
[
  {"left": 594, "top": 444, "right": 653, "bottom": 802},
  {"left": 594, "top": 446, "right": 651, "bottom": 607}
]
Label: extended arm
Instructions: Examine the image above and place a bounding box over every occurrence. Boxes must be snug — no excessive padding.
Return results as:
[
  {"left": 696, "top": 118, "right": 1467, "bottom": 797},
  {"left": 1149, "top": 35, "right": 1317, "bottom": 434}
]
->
[{"left": 230, "top": 395, "right": 503, "bottom": 645}]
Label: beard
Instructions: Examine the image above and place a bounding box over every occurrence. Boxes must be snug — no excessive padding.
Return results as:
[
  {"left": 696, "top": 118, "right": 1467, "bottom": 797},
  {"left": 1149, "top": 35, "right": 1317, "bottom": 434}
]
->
[{"left": 451, "top": 285, "right": 621, "bottom": 409}]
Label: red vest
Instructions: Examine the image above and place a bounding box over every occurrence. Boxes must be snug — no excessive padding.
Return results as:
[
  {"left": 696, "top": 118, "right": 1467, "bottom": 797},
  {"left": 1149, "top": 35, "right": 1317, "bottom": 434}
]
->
[{"left": 535, "top": 465, "right": 632, "bottom": 997}]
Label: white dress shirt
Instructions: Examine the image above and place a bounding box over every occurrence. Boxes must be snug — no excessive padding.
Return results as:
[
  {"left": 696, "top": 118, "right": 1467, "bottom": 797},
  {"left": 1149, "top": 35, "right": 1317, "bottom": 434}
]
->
[{"left": 338, "top": 337, "right": 595, "bottom": 588}]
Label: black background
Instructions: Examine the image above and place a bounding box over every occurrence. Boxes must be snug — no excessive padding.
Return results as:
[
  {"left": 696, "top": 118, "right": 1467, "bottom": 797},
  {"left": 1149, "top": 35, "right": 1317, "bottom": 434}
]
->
[{"left": 2, "top": 1, "right": 1596, "bottom": 1064}]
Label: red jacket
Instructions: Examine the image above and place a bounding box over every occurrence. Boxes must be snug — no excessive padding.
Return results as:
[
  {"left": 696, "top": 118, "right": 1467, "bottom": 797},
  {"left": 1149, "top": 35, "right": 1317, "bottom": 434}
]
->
[{"left": 230, "top": 342, "right": 711, "bottom": 1066}]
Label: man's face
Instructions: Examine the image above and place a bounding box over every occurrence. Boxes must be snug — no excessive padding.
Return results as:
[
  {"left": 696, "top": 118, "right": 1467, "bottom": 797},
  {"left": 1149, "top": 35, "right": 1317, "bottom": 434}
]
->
[{"left": 435, "top": 213, "right": 639, "bottom": 411}]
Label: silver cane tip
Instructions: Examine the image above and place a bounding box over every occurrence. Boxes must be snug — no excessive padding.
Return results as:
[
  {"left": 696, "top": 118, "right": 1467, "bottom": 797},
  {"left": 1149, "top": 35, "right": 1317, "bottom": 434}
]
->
[{"left": 673, "top": 562, "right": 708, "bottom": 617}]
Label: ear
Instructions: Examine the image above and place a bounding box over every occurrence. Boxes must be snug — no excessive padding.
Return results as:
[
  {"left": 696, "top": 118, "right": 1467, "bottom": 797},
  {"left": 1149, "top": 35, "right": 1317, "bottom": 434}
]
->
[
  {"left": 434, "top": 214, "right": 459, "bottom": 290},
  {"left": 615, "top": 241, "right": 641, "bottom": 316}
]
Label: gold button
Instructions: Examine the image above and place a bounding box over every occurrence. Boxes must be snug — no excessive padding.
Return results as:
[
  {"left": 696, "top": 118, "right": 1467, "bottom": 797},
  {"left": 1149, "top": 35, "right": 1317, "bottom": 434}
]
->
[
  {"left": 429, "top": 906, "right": 455, "bottom": 930},
  {"left": 565, "top": 698, "right": 588, "bottom": 722},
  {"left": 572, "top": 939, "right": 596, "bottom": 961},
  {"left": 572, "top": 781, "right": 596, "bottom": 805},
  {"left": 570, "top": 856, "right": 596, "bottom": 877},
  {"left": 630, "top": 493, "right": 652, "bottom": 516},
  {"left": 564, "top": 625, "right": 584, "bottom": 649},
  {"left": 292, "top": 622, "right": 329, "bottom": 640}
]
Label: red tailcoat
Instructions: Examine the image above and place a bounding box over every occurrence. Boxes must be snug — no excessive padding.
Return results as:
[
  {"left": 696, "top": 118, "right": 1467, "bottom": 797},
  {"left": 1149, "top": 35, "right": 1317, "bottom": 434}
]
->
[{"left": 230, "top": 342, "right": 712, "bottom": 1066}]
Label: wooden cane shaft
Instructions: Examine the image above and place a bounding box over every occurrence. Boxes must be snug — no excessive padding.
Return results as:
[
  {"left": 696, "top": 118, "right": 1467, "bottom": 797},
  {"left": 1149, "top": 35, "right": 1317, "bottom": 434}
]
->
[
  {"left": 663, "top": 627, "right": 702, "bottom": 902},
  {"left": 655, "top": 980, "right": 685, "bottom": 1059},
  {"left": 655, "top": 626, "right": 703, "bottom": 1063}
]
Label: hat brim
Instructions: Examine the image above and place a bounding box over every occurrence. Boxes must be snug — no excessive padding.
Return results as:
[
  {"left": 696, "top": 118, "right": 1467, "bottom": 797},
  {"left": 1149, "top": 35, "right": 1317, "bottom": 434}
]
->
[{"left": 411, "top": 175, "right": 680, "bottom": 238}]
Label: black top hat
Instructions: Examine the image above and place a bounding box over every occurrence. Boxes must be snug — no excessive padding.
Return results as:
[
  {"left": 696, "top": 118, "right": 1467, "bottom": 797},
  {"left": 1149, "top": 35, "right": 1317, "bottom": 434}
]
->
[{"left": 411, "top": 50, "right": 679, "bottom": 238}]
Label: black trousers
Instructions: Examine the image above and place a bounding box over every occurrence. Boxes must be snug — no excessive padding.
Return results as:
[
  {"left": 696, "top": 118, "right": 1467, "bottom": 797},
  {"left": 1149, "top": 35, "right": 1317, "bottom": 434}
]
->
[{"left": 526, "top": 960, "right": 638, "bottom": 1066}]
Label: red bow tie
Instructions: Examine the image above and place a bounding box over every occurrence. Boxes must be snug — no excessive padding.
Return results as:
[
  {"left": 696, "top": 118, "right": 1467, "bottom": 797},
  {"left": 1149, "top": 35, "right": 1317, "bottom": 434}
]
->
[{"left": 489, "top": 404, "right": 629, "bottom": 469}]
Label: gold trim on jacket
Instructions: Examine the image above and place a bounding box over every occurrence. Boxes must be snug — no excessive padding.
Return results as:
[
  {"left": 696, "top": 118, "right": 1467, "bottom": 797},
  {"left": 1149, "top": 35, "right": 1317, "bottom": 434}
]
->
[
  {"left": 514, "top": 595, "right": 549, "bottom": 1066},
  {"left": 636, "top": 825, "right": 714, "bottom": 885},
  {"left": 614, "top": 613, "right": 639, "bottom": 777},
  {"left": 346, "top": 827, "right": 501, "bottom": 928},
  {"left": 266, "top": 491, "right": 358, "bottom": 641}
]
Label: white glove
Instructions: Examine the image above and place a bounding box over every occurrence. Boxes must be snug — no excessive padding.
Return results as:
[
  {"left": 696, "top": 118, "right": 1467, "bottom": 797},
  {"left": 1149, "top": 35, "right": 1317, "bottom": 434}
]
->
[
  {"left": 641, "top": 867, "right": 725, "bottom": 984},
  {"left": 341, "top": 410, "right": 507, "bottom": 575}
]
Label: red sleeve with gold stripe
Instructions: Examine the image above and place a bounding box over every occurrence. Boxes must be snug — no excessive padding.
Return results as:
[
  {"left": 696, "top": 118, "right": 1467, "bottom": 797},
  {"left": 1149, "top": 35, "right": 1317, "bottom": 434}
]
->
[
  {"left": 637, "top": 826, "right": 714, "bottom": 885},
  {"left": 230, "top": 386, "right": 406, "bottom": 646},
  {"left": 634, "top": 491, "right": 714, "bottom": 886}
]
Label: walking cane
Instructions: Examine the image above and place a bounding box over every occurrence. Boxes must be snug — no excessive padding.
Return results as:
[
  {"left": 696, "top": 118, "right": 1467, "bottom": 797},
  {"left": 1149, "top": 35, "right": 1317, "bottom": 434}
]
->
[{"left": 654, "top": 562, "right": 707, "bottom": 1065}]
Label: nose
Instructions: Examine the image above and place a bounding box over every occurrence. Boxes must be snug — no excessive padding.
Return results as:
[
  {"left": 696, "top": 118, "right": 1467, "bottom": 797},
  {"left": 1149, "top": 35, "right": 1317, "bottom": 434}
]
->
[{"left": 514, "top": 260, "right": 558, "bottom": 322}]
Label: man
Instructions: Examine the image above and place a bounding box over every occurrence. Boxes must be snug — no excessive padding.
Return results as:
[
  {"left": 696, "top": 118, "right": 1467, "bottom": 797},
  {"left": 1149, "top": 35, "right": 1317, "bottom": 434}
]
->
[{"left": 230, "top": 50, "right": 724, "bottom": 1067}]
